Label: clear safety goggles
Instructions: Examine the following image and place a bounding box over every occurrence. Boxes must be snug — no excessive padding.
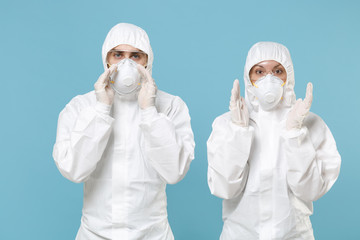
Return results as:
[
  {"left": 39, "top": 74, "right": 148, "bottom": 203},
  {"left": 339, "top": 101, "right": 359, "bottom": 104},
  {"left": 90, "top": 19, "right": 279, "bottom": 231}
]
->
[{"left": 107, "top": 50, "right": 148, "bottom": 64}]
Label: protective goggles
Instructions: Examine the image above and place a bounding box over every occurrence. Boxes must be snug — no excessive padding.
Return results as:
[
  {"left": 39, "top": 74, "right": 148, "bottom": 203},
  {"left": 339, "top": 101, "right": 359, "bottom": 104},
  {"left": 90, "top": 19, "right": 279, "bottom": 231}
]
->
[{"left": 107, "top": 50, "right": 148, "bottom": 64}]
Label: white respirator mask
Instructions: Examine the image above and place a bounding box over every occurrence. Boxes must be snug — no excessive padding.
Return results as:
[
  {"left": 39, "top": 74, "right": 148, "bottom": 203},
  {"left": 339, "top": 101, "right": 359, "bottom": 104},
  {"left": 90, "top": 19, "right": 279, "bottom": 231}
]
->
[
  {"left": 109, "top": 58, "right": 141, "bottom": 95},
  {"left": 251, "top": 74, "right": 285, "bottom": 111}
]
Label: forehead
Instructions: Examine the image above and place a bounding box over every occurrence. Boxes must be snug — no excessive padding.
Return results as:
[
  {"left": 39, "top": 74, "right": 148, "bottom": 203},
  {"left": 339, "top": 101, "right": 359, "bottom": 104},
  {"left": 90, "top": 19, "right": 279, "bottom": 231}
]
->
[
  {"left": 112, "top": 44, "right": 141, "bottom": 52},
  {"left": 253, "top": 60, "right": 283, "bottom": 69}
]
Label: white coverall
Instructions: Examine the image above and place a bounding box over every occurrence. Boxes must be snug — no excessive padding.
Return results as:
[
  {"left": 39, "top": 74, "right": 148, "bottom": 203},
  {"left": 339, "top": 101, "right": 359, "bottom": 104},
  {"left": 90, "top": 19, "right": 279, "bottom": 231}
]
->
[
  {"left": 207, "top": 42, "right": 341, "bottom": 240},
  {"left": 53, "top": 23, "right": 195, "bottom": 240}
]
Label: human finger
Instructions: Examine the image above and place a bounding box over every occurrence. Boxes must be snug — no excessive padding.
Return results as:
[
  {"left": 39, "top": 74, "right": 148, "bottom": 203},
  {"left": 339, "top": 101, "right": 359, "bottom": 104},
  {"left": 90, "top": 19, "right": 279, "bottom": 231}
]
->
[
  {"left": 304, "top": 82, "right": 313, "bottom": 109},
  {"left": 137, "top": 64, "right": 154, "bottom": 84}
]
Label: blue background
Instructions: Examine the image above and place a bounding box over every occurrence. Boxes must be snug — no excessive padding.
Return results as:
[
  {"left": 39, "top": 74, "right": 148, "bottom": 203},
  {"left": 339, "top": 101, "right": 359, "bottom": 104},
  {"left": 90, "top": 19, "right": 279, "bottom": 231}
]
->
[{"left": 1, "top": 0, "right": 358, "bottom": 239}]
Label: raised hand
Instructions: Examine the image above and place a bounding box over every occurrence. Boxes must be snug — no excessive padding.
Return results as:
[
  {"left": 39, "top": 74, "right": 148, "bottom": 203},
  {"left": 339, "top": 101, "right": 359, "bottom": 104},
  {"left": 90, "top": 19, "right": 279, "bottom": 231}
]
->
[
  {"left": 229, "top": 79, "right": 249, "bottom": 127},
  {"left": 137, "top": 65, "right": 157, "bottom": 110},
  {"left": 286, "top": 82, "right": 313, "bottom": 130},
  {"left": 94, "top": 65, "right": 117, "bottom": 105}
]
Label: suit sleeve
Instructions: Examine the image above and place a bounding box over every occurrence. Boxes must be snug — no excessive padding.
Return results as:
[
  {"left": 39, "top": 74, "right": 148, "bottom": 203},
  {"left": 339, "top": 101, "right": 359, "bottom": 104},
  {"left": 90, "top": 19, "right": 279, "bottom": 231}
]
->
[
  {"left": 139, "top": 97, "right": 195, "bottom": 184},
  {"left": 282, "top": 114, "right": 341, "bottom": 202},
  {"left": 207, "top": 114, "right": 254, "bottom": 199},
  {"left": 53, "top": 99, "right": 114, "bottom": 183}
]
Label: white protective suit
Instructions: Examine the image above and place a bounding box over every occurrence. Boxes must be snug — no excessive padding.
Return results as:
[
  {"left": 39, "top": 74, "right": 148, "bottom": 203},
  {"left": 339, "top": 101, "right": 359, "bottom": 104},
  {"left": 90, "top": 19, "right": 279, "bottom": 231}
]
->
[
  {"left": 207, "top": 42, "right": 341, "bottom": 240},
  {"left": 53, "top": 23, "right": 195, "bottom": 240}
]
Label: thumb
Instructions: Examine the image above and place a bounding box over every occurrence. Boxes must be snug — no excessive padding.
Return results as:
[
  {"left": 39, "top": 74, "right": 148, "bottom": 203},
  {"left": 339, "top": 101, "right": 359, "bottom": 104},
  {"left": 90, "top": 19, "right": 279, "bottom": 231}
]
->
[
  {"left": 109, "top": 64, "right": 117, "bottom": 75},
  {"left": 303, "top": 82, "right": 313, "bottom": 108}
]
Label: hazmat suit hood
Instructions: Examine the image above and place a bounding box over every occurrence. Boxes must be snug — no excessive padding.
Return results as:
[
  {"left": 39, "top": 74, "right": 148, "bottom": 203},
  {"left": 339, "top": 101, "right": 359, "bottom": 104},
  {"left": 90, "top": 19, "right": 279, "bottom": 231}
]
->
[
  {"left": 243, "top": 42, "right": 296, "bottom": 113},
  {"left": 102, "top": 23, "right": 154, "bottom": 75}
]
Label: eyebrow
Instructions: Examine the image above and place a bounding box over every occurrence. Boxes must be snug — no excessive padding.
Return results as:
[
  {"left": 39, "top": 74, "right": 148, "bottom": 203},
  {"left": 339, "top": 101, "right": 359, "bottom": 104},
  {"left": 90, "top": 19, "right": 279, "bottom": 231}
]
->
[{"left": 252, "top": 64, "right": 265, "bottom": 68}]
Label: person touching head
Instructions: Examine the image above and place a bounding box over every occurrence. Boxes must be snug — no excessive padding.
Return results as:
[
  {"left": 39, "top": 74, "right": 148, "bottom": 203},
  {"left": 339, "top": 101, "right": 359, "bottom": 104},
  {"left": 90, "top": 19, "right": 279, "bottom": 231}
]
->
[
  {"left": 53, "top": 23, "right": 195, "bottom": 240},
  {"left": 207, "top": 42, "right": 341, "bottom": 240}
]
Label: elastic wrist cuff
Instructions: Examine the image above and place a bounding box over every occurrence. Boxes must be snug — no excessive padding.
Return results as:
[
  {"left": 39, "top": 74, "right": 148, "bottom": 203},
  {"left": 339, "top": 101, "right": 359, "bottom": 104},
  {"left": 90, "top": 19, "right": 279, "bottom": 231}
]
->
[
  {"left": 140, "top": 106, "right": 158, "bottom": 123},
  {"left": 95, "top": 101, "right": 112, "bottom": 115}
]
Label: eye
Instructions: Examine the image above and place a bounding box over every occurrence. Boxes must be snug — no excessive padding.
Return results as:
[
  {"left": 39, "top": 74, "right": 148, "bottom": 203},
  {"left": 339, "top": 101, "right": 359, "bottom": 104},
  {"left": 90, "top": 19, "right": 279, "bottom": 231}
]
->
[
  {"left": 131, "top": 53, "right": 140, "bottom": 59},
  {"left": 274, "top": 69, "right": 283, "bottom": 74},
  {"left": 255, "top": 70, "right": 263, "bottom": 74},
  {"left": 114, "top": 52, "right": 123, "bottom": 59}
]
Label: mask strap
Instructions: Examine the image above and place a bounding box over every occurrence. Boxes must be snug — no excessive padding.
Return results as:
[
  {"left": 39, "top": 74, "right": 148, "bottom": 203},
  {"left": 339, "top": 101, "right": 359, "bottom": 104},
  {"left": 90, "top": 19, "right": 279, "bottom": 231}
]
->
[{"left": 251, "top": 79, "right": 258, "bottom": 88}]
